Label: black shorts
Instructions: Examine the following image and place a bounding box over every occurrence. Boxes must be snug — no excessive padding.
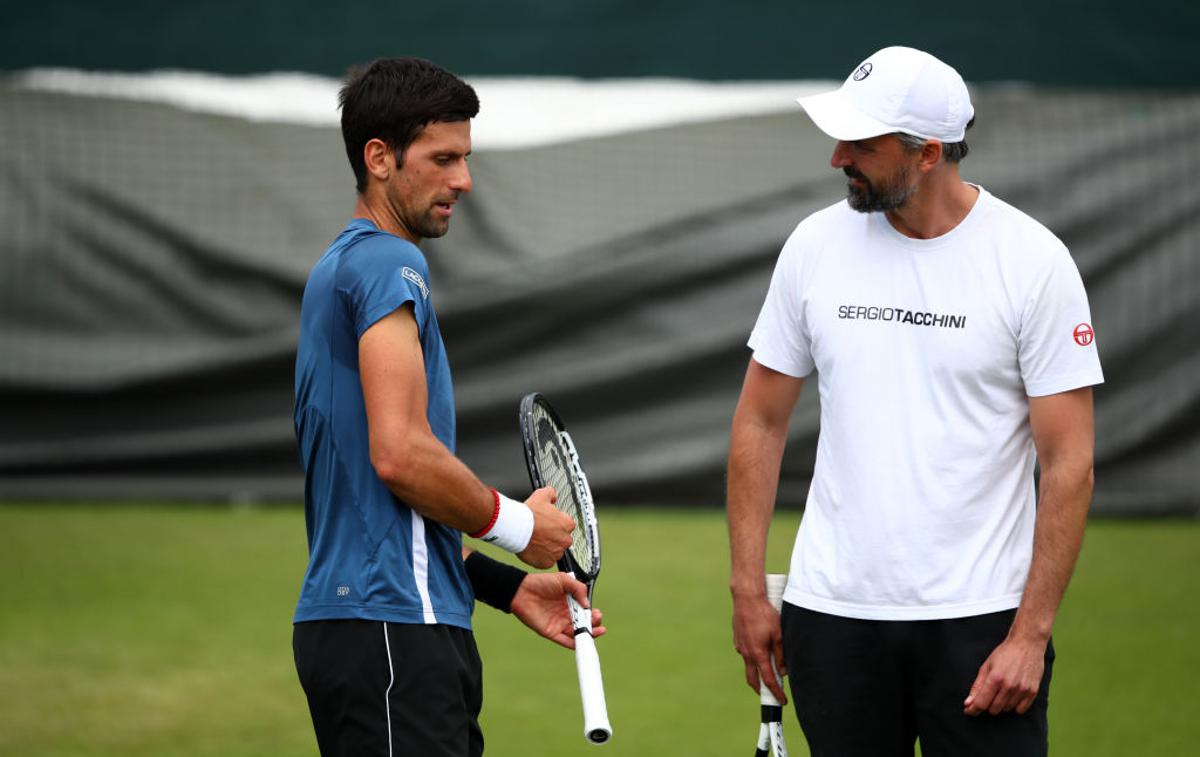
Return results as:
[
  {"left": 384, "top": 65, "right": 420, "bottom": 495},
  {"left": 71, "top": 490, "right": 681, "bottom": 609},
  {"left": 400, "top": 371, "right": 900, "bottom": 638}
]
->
[
  {"left": 781, "top": 604, "right": 1053, "bottom": 757},
  {"left": 293, "top": 619, "right": 483, "bottom": 757}
]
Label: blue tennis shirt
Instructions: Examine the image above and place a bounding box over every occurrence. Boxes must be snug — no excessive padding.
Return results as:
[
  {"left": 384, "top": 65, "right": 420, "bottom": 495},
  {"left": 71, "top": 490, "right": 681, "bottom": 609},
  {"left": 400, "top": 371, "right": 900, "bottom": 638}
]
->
[{"left": 293, "top": 218, "right": 473, "bottom": 629}]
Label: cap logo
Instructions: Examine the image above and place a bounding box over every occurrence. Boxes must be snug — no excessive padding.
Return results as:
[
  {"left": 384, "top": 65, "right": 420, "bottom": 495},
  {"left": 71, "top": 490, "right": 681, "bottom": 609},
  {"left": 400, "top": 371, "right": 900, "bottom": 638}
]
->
[{"left": 853, "top": 62, "right": 873, "bottom": 81}]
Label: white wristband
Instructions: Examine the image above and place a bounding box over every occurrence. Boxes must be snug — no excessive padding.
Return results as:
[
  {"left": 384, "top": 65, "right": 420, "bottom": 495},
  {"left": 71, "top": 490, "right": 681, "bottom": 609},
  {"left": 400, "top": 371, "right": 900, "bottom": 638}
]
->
[{"left": 473, "top": 491, "right": 534, "bottom": 554}]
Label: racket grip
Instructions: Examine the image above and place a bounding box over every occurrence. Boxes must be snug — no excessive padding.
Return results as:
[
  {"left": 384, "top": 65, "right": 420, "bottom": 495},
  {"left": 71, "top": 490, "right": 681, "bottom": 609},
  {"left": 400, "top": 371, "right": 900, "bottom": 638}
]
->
[
  {"left": 759, "top": 676, "right": 782, "bottom": 707},
  {"left": 765, "top": 574, "right": 787, "bottom": 611},
  {"left": 569, "top": 596, "right": 612, "bottom": 744},
  {"left": 759, "top": 573, "right": 788, "bottom": 706}
]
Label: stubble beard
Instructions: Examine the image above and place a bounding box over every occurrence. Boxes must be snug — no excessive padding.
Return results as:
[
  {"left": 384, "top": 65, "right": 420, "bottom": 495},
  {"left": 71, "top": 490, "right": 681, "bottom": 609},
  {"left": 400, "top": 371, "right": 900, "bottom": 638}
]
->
[
  {"left": 389, "top": 179, "right": 454, "bottom": 241},
  {"left": 397, "top": 198, "right": 452, "bottom": 241},
  {"left": 845, "top": 165, "right": 916, "bottom": 213},
  {"left": 411, "top": 210, "right": 450, "bottom": 240}
]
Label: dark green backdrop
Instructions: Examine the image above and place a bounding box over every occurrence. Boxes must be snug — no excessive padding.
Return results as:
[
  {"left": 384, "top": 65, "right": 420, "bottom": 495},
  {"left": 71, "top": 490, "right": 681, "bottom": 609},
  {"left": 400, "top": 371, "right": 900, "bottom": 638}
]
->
[{"left": 3, "top": 0, "right": 1195, "bottom": 87}]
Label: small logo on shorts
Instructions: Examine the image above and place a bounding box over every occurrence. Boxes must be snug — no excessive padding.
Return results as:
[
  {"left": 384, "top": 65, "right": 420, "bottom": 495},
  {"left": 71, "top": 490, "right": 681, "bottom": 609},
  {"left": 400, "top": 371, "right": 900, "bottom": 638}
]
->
[
  {"left": 402, "top": 267, "right": 429, "bottom": 299},
  {"left": 1073, "top": 323, "right": 1094, "bottom": 346},
  {"left": 853, "top": 62, "right": 874, "bottom": 81},
  {"left": 336, "top": 585, "right": 350, "bottom": 597}
]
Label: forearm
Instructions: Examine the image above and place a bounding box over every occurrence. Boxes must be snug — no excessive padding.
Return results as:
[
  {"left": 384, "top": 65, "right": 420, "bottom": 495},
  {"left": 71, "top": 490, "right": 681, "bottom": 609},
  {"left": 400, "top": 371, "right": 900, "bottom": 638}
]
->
[
  {"left": 372, "top": 431, "right": 495, "bottom": 533},
  {"left": 1009, "top": 460, "right": 1094, "bottom": 643},
  {"left": 727, "top": 413, "right": 789, "bottom": 599}
]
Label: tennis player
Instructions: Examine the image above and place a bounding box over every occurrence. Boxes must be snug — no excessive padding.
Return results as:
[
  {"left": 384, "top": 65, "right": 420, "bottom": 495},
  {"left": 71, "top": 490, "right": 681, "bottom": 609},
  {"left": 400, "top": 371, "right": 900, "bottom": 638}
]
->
[
  {"left": 727, "top": 46, "right": 1102, "bottom": 756},
  {"left": 292, "top": 58, "right": 604, "bottom": 757}
]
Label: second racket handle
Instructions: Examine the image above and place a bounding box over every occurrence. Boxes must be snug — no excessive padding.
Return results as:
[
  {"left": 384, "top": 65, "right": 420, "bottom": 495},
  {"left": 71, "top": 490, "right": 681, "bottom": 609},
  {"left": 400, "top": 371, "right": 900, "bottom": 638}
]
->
[
  {"left": 759, "top": 573, "right": 788, "bottom": 707},
  {"left": 569, "top": 595, "right": 612, "bottom": 744},
  {"left": 765, "top": 573, "right": 787, "bottom": 611}
]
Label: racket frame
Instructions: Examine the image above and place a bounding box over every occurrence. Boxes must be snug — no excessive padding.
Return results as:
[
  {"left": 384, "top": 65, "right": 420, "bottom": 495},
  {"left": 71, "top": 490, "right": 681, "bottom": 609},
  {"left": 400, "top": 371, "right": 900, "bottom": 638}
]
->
[{"left": 518, "top": 392, "right": 611, "bottom": 745}]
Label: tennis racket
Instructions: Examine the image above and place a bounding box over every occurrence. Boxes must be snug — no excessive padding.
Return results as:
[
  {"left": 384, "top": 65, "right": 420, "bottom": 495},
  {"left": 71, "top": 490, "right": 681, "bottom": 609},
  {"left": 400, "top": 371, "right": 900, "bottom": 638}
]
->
[
  {"left": 755, "top": 574, "right": 789, "bottom": 757},
  {"left": 519, "top": 392, "right": 612, "bottom": 745}
]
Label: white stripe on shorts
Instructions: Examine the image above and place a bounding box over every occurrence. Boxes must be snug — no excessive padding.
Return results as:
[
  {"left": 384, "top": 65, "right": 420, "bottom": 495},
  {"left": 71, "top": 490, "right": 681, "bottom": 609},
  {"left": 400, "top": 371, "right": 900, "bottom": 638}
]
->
[{"left": 382, "top": 622, "right": 395, "bottom": 757}]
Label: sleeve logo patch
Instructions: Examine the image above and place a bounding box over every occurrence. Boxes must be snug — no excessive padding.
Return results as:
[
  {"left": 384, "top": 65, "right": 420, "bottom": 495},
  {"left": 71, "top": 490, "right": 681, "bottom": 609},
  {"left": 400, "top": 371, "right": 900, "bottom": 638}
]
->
[
  {"left": 402, "top": 267, "right": 430, "bottom": 300},
  {"left": 1073, "top": 323, "right": 1094, "bottom": 346}
]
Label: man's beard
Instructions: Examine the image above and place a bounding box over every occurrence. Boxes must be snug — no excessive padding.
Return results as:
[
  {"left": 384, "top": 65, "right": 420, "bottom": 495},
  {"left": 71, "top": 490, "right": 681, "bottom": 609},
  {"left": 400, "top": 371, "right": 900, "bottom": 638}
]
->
[
  {"left": 845, "top": 165, "right": 915, "bottom": 213},
  {"left": 402, "top": 200, "right": 454, "bottom": 240},
  {"left": 410, "top": 211, "right": 450, "bottom": 240}
]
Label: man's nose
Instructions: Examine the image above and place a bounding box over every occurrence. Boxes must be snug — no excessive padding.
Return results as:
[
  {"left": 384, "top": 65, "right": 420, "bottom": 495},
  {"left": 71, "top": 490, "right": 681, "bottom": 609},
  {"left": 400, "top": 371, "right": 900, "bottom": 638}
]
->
[
  {"left": 450, "top": 162, "right": 472, "bottom": 193},
  {"left": 830, "top": 141, "right": 853, "bottom": 169}
]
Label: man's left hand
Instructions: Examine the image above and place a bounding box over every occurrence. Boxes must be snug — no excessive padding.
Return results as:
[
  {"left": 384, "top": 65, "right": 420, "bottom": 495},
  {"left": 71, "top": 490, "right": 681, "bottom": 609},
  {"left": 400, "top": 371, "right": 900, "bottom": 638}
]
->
[
  {"left": 963, "top": 636, "right": 1046, "bottom": 716},
  {"left": 510, "top": 572, "right": 606, "bottom": 649}
]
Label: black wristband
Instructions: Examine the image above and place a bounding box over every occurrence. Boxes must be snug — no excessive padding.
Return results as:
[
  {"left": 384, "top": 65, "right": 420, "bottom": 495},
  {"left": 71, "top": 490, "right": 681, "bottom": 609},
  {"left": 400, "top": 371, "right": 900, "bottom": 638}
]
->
[{"left": 464, "top": 550, "right": 528, "bottom": 613}]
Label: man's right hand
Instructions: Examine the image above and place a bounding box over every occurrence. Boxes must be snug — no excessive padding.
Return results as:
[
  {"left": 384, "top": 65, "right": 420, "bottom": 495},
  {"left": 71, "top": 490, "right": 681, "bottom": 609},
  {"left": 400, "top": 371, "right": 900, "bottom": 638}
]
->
[
  {"left": 732, "top": 593, "right": 788, "bottom": 705},
  {"left": 517, "top": 487, "right": 575, "bottom": 568}
]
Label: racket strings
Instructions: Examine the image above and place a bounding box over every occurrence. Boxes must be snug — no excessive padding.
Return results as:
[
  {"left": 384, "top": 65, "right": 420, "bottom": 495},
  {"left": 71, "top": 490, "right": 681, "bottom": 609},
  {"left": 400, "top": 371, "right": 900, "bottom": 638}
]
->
[{"left": 531, "top": 408, "right": 597, "bottom": 575}]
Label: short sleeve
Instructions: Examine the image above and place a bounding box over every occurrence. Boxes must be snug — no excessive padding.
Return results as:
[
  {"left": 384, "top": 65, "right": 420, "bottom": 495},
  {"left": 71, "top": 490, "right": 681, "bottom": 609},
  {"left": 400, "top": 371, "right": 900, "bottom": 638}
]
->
[
  {"left": 337, "top": 236, "right": 433, "bottom": 339},
  {"left": 1018, "top": 247, "right": 1104, "bottom": 397},
  {"left": 747, "top": 239, "right": 815, "bottom": 378}
]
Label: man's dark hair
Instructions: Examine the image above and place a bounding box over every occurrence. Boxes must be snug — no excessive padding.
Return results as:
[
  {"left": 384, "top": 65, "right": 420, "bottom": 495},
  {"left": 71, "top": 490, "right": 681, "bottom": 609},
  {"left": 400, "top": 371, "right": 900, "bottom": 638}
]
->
[
  {"left": 895, "top": 116, "right": 975, "bottom": 163},
  {"left": 339, "top": 58, "right": 480, "bottom": 193}
]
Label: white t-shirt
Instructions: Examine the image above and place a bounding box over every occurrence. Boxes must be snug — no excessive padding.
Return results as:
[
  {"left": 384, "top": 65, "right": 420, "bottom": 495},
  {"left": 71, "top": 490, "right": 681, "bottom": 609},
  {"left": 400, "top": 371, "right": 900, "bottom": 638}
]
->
[{"left": 749, "top": 186, "right": 1104, "bottom": 620}]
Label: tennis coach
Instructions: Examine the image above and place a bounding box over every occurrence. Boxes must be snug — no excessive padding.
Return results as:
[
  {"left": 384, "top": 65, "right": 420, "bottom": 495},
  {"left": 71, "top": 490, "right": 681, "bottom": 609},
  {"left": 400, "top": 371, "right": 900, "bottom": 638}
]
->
[{"left": 728, "top": 46, "right": 1103, "bottom": 756}]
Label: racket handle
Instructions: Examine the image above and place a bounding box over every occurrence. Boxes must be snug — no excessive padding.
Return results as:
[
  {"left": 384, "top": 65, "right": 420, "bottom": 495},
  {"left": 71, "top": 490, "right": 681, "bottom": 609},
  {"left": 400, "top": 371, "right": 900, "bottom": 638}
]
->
[
  {"left": 760, "top": 677, "right": 783, "bottom": 706},
  {"left": 568, "top": 595, "right": 612, "bottom": 744},
  {"left": 760, "top": 573, "right": 788, "bottom": 706},
  {"left": 765, "top": 574, "right": 787, "bottom": 610}
]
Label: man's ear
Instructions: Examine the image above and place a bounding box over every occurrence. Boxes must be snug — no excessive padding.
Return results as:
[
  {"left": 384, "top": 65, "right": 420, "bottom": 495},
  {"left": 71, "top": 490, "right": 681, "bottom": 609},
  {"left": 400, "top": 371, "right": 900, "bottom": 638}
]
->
[
  {"left": 363, "top": 138, "right": 393, "bottom": 183},
  {"left": 919, "top": 140, "right": 944, "bottom": 173}
]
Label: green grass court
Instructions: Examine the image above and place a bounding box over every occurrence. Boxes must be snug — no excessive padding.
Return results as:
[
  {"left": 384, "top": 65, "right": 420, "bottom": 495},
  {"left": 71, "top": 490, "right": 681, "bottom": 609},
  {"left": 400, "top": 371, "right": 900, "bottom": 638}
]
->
[{"left": 1, "top": 504, "right": 1196, "bottom": 756}]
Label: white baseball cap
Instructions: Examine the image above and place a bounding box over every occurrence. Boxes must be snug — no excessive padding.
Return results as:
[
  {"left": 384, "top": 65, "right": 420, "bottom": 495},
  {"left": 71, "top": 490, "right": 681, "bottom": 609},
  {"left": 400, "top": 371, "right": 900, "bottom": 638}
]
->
[{"left": 796, "top": 46, "right": 974, "bottom": 142}]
